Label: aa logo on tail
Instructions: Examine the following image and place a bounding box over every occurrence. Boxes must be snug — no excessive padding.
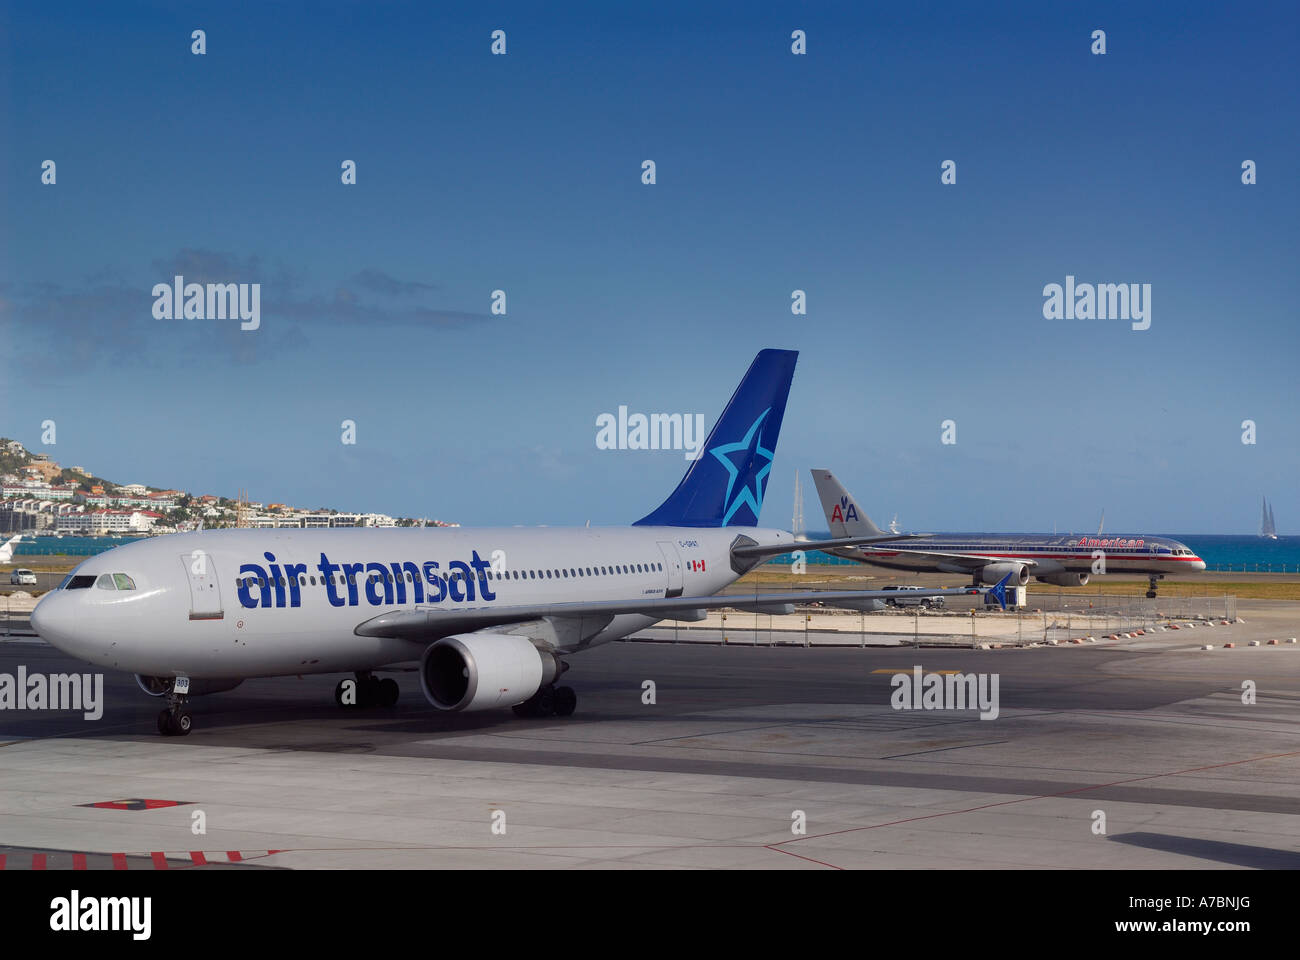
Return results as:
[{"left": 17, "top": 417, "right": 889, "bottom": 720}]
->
[{"left": 830, "top": 495, "right": 859, "bottom": 523}]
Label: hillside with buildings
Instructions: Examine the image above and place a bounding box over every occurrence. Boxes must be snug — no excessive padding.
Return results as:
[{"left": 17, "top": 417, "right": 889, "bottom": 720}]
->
[{"left": 0, "top": 437, "right": 456, "bottom": 536}]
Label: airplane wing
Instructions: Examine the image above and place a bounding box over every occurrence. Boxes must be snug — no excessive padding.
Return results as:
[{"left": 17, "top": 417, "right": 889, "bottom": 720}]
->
[
  {"left": 354, "top": 581, "right": 1002, "bottom": 642},
  {"left": 731, "top": 533, "right": 928, "bottom": 560},
  {"left": 851, "top": 546, "right": 1039, "bottom": 570}
]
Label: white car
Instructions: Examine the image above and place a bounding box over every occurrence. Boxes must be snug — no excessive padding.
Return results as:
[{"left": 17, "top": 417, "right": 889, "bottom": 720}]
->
[
  {"left": 9, "top": 568, "right": 37, "bottom": 586},
  {"left": 881, "top": 585, "right": 945, "bottom": 609}
]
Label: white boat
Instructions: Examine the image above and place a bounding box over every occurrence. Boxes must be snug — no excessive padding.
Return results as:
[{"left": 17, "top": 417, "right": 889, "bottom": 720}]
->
[{"left": 1261, "top": 496, "right": 1278, "bottom": 539}]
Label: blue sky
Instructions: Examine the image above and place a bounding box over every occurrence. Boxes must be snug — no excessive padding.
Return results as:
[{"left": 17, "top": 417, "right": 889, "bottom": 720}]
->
[{"left": 2, "top": 1, "right": 1296, "bottom": 533}]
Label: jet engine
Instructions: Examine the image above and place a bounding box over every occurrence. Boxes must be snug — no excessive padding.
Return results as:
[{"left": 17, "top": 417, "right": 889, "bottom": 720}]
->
[
  {"left": 977, "top": 562, "right": 1030, "bottom": 586},
  {"left": 135, "top": 675, "right": 244, "bottom": 697},
  {"left": 1036, "top": 572, "right": 1090, "bottom": 587},
  {"left": 420, "top": 633, "right": 561, "bottom": 712}
]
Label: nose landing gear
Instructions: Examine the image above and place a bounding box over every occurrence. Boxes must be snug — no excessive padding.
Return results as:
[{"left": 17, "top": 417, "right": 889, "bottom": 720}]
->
[
  {"left": 157, "top": 678, "right": 193, "bottom": 736},
  {"left": 1146, "top": 574, "right": 1162, "bottom": 599}
]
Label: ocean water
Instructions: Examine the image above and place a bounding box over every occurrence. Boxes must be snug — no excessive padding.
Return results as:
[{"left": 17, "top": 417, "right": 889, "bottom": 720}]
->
[
  {"left": 11, "top": 533, "right": 1300, "bottom": 573},
  {"left": 13, "top": 535, "right": 145, "bottom": 557},
  {"left": 1175, "top": 535, "right": 1300, "bottom": 573}
]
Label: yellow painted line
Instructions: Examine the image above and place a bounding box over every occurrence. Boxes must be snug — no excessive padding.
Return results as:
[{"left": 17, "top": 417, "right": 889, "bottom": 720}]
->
[{"left": 870, "top": 668, "right": 963, "bottom": 675}]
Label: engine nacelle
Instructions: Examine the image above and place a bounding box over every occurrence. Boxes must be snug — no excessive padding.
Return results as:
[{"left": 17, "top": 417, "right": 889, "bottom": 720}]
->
[
  {"left": 1036, "top": 572, "right": 1090, "bottom": 587},
  {"left": 420, "top": 633, "right": 560, "bottom": 712},
  {"left": 977, "top": 562, "right": 1030, "bottom": 587},
  {"left": 134, "top": 675, "right": 244, "bottom": 697}
]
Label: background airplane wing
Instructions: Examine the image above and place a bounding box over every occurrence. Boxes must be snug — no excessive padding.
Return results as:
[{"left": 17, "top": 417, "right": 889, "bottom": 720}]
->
[
  {"left": 853, "top": 547, "right": 1038, "bottom": 570},
  {"left": 354, "top": 584, "right": 993, "bottom": 642}
]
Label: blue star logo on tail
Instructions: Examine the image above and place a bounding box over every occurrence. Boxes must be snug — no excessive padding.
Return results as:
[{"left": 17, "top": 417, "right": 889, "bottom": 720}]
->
[{"left": 709, "top": 408, "right": 774, "bottom": 526}]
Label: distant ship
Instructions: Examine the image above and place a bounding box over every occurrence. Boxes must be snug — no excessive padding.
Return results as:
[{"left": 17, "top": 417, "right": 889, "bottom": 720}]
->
[{"left": 1260, "top": 496, "right": 1278, "bottom": 539}]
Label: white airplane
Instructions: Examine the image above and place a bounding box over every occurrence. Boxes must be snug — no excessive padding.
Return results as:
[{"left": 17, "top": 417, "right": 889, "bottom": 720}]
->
[
  {"left": 0, "top": 535, "right": 22, "bottom": 564},
  {"left": 33, "top": 350, "right": 1004, "bottom": 736}
]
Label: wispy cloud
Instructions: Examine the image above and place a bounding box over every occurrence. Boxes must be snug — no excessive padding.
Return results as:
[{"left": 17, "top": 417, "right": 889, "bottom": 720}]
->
[{"left": 4, "top": 250, "right": 492, "bottom": 378}]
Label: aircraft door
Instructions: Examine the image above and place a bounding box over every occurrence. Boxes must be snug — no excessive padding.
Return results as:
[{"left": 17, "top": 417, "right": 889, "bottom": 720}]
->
[
  {"left": 181, "top": 551, "right": 224, "bottom": 621},
  {"left": 657, "top": 541, "right": 684, "bottom": 598}
]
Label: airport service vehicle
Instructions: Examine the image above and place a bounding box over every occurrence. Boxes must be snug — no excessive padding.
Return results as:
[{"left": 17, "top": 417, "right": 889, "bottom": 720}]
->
[
  {"left": 812, "top": 469, "right": 1205, "bottom": 598},
  {"left": 32, "top": 351, "right": 1007, "bottom": 736},
  {"left": 881, "top": 586, "right": 944, "bottom": 609},
  {"left": 9, "top": 568, "right": 37, "bottom": 586}
]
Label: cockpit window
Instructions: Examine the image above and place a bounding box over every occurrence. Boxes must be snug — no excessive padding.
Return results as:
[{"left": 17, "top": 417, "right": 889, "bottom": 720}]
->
[
  {"left": 96, "top": 574, "right": 117, "bottom": 590},
  {"left": 113, "top": 573, "right": 136, "bottom": 590},
  {"left": 66, "top": 575, "right": 96, "bottom": 590}
]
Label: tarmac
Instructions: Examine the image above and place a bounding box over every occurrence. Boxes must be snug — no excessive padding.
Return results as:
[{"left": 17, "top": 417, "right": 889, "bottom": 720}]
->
[{"left": 0, "top": 597, "right": 1297, "bottom": 869}]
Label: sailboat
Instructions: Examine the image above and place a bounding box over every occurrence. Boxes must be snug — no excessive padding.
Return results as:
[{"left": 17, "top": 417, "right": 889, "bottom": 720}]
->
[{"left": 1260, "top": 496, "right": 1278, "bottom": 539}]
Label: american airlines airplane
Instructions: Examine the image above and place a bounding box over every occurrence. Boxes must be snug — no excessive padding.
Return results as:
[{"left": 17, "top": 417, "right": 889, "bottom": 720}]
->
[
  {"left": 31, "top": 351, "right": 1003, "bottom": 736},
  {"left": 811, "top": 469, "right": 1205, "bottom": 599}
]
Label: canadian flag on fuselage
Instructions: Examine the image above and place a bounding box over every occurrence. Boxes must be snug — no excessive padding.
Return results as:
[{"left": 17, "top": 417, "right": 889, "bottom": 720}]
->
[{"left": 689, "top": 559, "right": 706, "bottom": 572}]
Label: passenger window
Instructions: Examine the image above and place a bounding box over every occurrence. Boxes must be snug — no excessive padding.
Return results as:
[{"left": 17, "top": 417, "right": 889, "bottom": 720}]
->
[
  {"left": 96, "top": 573, "right": 117, "bottom": 590},
  {"left": 113, "top": 573, "right": 136, "bottom": 590}
]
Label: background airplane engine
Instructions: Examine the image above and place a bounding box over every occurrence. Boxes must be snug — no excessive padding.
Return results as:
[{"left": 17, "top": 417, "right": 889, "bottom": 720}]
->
[
  {"left": 134, "top": 675, "right": 244, "bottom": 697},
  {"left": 1035, "top": 572, "right": 1090, "bottom": 587},
  {"left": 977, "top": 562, "right": 1030, "bottom": 586},
  {"left": 420, "top": 634, "right": 560, "bottom": 712}
]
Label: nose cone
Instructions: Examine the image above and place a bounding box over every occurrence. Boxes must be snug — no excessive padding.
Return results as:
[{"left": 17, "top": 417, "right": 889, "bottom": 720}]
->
[
  {"left": 1193, "top": 556, "right": 1206, "bottom": 571},
  {"left": 31, "top": 592, "right": 74, "bottom": 651}
]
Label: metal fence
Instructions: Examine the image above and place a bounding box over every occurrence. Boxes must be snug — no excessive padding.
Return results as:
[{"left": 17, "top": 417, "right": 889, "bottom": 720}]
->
[{"left": 640, "top": 591, "right": 1239, "bottom": 649}]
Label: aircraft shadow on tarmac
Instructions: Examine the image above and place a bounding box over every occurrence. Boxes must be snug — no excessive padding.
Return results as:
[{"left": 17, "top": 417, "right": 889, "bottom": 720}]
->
[{"left": 1108, "top": 832, "right": 1300, "bottom": 869}]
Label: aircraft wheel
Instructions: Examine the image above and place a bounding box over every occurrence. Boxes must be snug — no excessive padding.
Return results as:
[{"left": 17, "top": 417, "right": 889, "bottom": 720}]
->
[
  {"left": 553, "top": 686, "right": 577, "bottom": 717},
  {"left": 534, "top": 685, "right": 556, "bottom": 717},
  {"left": 157, "top": 709, "right": 175, "bottom": 736},
  {"left": 379, "top": 678, "right": 399, "bottom": 707},
  {"left": 512, "top": 701, "right": 534, "bottom": 718},
  {"left": 1146, "top": 591, "right": 1157, "bottom": 599},
  {"left": 175, "top": 711, "right": 193, "bottom": 736}
]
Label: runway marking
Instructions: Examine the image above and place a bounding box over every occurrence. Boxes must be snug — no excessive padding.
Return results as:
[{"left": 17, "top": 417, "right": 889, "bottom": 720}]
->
[
  {"left": 79, "top": 798, "right": 194, "bottom": 811},
  {"left": 764, "top": 845, "right": 844, "bottom": 869},
  {"left": 771, "top": 746, "right": 1300, "bottom": 850},
  {"left": 880, "top": 740, "right": 1011, "bottom": 759},
  {"left": 0, "top": 849, "right": 282, "bottom": 870}
]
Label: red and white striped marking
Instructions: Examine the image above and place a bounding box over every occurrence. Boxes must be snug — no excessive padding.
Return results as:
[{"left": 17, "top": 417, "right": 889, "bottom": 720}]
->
[{"left": 0, "top": 849, "right": 282, "bottom": 869}]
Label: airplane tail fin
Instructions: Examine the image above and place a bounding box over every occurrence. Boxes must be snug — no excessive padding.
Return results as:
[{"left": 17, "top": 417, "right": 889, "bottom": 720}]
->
[
  {"left": 989, "top": 571, "right": 1011, "bottom": 610},
  {"left": 810, "top": 469, "right": 885, "bottom": 538},
  {"left": 0, "top": 534, "right": 22, "bottom": 564},
  {"left": 634, "top": 349, "right": 798, "bottom": 527}
]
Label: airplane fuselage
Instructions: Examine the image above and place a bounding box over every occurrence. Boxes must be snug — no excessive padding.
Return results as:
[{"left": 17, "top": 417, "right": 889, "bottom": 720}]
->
[
  {"left": 836, "top": 533, "right": 1204, "bottom": 578},
  {"left": 32, "top": 525, "right": 791, "bottom": 679}
]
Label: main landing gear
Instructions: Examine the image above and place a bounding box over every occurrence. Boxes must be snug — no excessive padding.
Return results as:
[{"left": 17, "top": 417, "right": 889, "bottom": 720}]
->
[
  {"left": 1146, "top": 574, "right": 1163, "bottom": 600},
  {"left": 334, "top": 671, "right": 400, "bottom": 709},
  {"left": 157, "top": 682, "right": 193, "bottom": 737},
  {"left": 513, "top": 683, "right": 577, "bottom": 718}
]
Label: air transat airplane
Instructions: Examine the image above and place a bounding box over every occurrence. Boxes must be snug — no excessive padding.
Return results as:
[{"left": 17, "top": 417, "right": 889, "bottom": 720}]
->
[
  {"left": 811, "top": 469, "right": 1204, "bottom": 599},
  {"left": 32, "top": 351, "right": 1003, "bottom": 736}
]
